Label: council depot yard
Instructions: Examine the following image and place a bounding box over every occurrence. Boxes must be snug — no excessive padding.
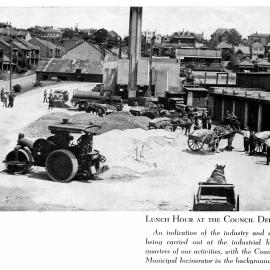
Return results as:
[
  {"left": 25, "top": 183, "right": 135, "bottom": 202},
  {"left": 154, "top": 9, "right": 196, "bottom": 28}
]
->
[{"left": 0, "top": 82, "right": 269, "bottom": 211}]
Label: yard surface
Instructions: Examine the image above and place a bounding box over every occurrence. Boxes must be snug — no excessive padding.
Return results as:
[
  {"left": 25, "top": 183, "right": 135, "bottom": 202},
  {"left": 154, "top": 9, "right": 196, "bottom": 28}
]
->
[{"left": 0, "top": 81, "right": 269, "bottom": 211}]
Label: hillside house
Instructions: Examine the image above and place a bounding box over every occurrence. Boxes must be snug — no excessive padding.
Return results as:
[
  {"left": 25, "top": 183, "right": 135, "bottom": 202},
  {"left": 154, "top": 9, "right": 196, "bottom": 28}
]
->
[
  {"left": 61, "top": 41, "right": 118, "bottom": 61},
  {"left": 29, "top": 37, "right": 61, "bottom": 59}
]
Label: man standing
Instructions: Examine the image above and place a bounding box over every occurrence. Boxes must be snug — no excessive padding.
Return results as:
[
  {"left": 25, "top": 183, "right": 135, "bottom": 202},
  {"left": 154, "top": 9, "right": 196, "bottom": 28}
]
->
[
  {"left": 249, "top": 130, "right": 256, "bottom": 156},
  {"left": 225, "top": 110, "right": 231, "bottom": 125},
  {"left": 202, "top": 112, "right": 207, "bottom": 129},
  {"left": 1, "top": 88, "right": 4, "bottom": 102},
  {"left": 266, "top": 138, "right": 270, "bottom": 165},
  {"left": 207, "top": 115, "right": 212, "bottom": 130},
  {"left": 48, "top": 95, "right": 54, "bottom": 109},
  {"left": 43, "top": 89, "right": 48, "bottom": 103},
  {"left": 49, "top": 89, "right": 53, "bottom": 100},
  {"left": 8, "top": 91, "right": 15, "bottom": 108},
  {"left": 2, "top": 92, "right": 7, "bottom": 107},
  {"left": 243, "top": 127, "right": 250, "bottom": 152}
]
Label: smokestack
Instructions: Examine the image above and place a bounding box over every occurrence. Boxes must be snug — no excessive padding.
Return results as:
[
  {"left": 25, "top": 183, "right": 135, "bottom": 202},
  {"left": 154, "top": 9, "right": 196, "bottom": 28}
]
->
[
  {"left": 249, "top": 45, "right": 252, "bottom": 60},
  {"left": 128, "top": 7, "right": 143, "bottom": 98}
]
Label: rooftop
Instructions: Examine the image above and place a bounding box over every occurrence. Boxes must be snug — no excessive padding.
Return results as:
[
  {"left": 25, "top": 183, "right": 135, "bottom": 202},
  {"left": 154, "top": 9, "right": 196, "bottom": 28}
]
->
[
  {"left": 30, "top": 37, "right": 59, "bottom": 49},
  {"left": 234, "top": 45, "right": 250, "bottom": 55},
  {"left": 248, "top": 33, "right": 270, "bottom": 37},
  {"left": 216, "top": 42, "right": 233, "bottom": 49},
  {"left": 176, "top": 48, "right": 221, "bottom": 58},
  {"left": 184, "top": 87, "right": 208, "bottom": 92},
  {"left": 210, "top": 87, "right": 270, "bottom": 101},
  {"left": 172, "top": 31, "right": 195, "bottom": 38},
  {"left": 36, "top": 58, "right": 103, "bottom": 74},
  {"left": 212, "top": 28, "right": 241, "bottom": 37}
]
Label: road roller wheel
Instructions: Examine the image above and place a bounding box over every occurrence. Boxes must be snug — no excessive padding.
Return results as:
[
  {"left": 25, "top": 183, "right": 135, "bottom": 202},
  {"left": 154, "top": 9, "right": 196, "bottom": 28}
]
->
[
  {"left": 5, "top": 148, "right": 32, "bottom": 174},
  {"left": 45, "top": 149, "right": 78, "bottom": 182}
]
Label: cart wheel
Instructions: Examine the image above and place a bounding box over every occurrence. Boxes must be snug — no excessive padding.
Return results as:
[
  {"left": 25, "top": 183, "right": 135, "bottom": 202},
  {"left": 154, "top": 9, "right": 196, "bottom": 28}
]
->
[
  {"left": 116, "top": 105, "right": 123, "bottom": 111},
  {"left": 207, "top": 135, "right": 219, "bottom": 152},
  {"left": 45, "top": 149, "right": 78, "bottom": 182},
  {"left": 188, "top": 138, "right": 203, "bottom": 151},
  {"left": 255, "top": 142, "right": 264, "bottom": 154},
  {"left": 99, "top": 155, "right": 106, "bottom": 163},
  {"left": 236, "top": 195, "right": 240, "bottom": 211}
]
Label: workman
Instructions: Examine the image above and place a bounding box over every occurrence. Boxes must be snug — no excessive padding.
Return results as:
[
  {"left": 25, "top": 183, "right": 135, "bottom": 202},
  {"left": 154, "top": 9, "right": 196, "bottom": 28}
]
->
[
  {"left": 266, "top": 138, "right": 270, "bottom": 165},
  {"left": 202, "top": 112, "right": 207, "bottom": 129},
  {"left": 0, "top": 88, "right": 4, "bottom": 102},
  {"left": 8, "top": 92, "right": 15, "bottom": 108},
  {"left": 249, "top": 130, "right": 256, "bottom": 156},
  {"left": 225, "top": 111, "right": 231, "bottom": 125},
  {"left": 48, "top": 95, "right": 54, "bottom": 109},
  {"left": 207, "top": 116, "right": 212, "bottom": 130},
  {"left": 243, "top": 127, "right": 250, "bottom": 152},
  {"left": 43, "top": 89, "right": 48, "bottom": 103},
  {"left": 49, "top": 89, "right": 53, "bottom": 99}
]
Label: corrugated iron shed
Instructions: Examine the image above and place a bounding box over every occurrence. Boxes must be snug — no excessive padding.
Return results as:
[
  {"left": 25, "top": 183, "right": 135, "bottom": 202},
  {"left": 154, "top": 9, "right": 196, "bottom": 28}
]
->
[{"left": 36, "top": 59, "right": 103, "bottom": 74}]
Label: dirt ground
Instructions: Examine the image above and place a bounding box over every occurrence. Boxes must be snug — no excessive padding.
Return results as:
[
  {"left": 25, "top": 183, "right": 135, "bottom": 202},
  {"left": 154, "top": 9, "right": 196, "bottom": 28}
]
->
[{"left": 0, "top": 81, "right": 269, "bottom": 211}]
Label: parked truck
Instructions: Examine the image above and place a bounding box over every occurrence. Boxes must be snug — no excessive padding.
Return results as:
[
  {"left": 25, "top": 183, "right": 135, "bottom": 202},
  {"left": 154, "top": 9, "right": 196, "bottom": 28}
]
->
[{"left": 71, "top": 84, "right": 123, "bottom": 113}]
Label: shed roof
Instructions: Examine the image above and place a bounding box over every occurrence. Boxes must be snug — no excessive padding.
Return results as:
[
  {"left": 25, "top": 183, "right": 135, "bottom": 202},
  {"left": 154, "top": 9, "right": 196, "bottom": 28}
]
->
[
  {"left": 238, "top": 59, "right": 254, "bottom": 67},
  {"left": 36, "top": 59, "right": 103, "bottom": 74},
  {"left": 210, "top": 87, "right": 270, "bottom": 101},
  {"left": 16, "top": 38, "right": 39, "bottom": 50},
  {"left": 234, "top": 45, "right": 250, "bottom": 55},
  {"left": 30, "top": 37, "right": 59, "bottom": 49},
  {"left": 257, "top": 59, "right": 270, "bottom": 67},
  {"left": 0, "top": 37, "right": 10, "bottom": 48},
  {"left": 248, "top": 33, "right": 270, "bottom": 37},
  {"left": 216, "top": 42, "right": 233, "bottom": 49},
  {"left": 184, "top": 87, "right": 208, "bottom": 92},
  {"left": 252, "top": 42, "right": 264, "bottom": 48},
  {"left": 12, "top": 40, "right": 29, "bottom": 50},
  {"left": 176, "top": 48, "right": 221, "bottom": 58}
]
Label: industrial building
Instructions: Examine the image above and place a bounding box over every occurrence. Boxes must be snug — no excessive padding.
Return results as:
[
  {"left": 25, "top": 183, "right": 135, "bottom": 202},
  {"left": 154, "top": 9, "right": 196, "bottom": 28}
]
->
[
  {"left": 36, "top": 58, "right": 103, "bottom": 82},
  {"left": 208, "top": 72, "right": 270, "bottom": 131},
  {"left": 176, "top": 48, "right": 222, "bottom": 71},
  {"left": 103, "top": 58, "right": 180, "bottom": 98}
]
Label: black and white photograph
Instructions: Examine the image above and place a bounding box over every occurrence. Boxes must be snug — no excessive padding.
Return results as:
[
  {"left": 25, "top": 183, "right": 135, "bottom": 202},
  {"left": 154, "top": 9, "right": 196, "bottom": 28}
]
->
[
  {"left": 2, "top": 2, "right": 270, "bottom": 269},
  {"left": 0, "top": 5, "right": 270, "bottom": 212}
]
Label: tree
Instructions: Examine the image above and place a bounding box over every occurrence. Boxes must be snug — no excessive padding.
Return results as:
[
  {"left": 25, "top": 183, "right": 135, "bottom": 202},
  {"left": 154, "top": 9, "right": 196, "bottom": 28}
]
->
[
  {"left": 227, "top": 29, "right": 242, "bottom": 46},
  {"left": 93, "top": 28, "right": 108, "bottom": 45},
  {"left": 62, "top": 29, "right": 75, "bottom": 39}
]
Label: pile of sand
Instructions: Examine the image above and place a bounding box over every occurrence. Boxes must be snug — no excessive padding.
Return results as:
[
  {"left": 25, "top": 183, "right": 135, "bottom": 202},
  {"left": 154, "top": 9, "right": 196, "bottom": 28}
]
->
[
  {"left": 22, "top": 111, "right": 150, "bottom": 139},
  {"left": 99, "top": 166, "right": 142, "bottom": 181}
]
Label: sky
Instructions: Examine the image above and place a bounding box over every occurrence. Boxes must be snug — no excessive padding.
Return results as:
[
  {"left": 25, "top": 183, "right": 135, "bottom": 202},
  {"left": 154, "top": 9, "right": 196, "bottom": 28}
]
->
[{"left": 0, "top": 6, "right": 270, "bottom": 39}]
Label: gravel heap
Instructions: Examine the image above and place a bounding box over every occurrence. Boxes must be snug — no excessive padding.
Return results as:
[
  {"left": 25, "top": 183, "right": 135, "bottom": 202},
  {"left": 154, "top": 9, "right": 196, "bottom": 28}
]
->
[{"left": 22, "top": 111, "right": 150, "bottom": 139}]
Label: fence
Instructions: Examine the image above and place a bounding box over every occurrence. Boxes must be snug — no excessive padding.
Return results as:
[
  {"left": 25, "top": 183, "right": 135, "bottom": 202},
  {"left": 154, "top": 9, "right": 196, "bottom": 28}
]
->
[{"left": 0, "top": 74, "right": 36, "bottom": 91}]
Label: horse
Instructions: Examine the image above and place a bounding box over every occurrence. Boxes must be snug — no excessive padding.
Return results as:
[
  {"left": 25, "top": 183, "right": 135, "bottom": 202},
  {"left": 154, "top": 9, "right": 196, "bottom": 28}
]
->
[
  {"left": 213, "top": 125, "right": 243, "bottom": 151},
  {"left": 207, "top": 164, "right": 226, "bottom": 184}
]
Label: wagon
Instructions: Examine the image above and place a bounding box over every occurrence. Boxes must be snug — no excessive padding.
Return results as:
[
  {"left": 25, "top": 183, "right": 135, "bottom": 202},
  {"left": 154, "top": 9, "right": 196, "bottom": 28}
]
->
[
  {"left": 193, "top": 182, "right": 239, "bottom": 211},
  {"left": 187, "top": 129, "right": 219, "bottom": 151}
]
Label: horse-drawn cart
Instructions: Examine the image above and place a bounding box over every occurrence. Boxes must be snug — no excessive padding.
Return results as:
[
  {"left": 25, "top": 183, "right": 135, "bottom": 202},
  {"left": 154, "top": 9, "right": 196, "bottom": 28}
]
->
[{"left": 188, "top": 129, "right": 219, "bottom": 151}]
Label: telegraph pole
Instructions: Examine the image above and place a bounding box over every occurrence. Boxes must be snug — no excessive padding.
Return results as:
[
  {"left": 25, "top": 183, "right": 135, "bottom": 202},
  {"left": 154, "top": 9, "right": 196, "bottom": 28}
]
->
[
  {"left": 9, "top": 22, "right": 12, "bottom": 92},
  {"left": 146, "top": 35, "right": 155, "bottom": 97}
]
